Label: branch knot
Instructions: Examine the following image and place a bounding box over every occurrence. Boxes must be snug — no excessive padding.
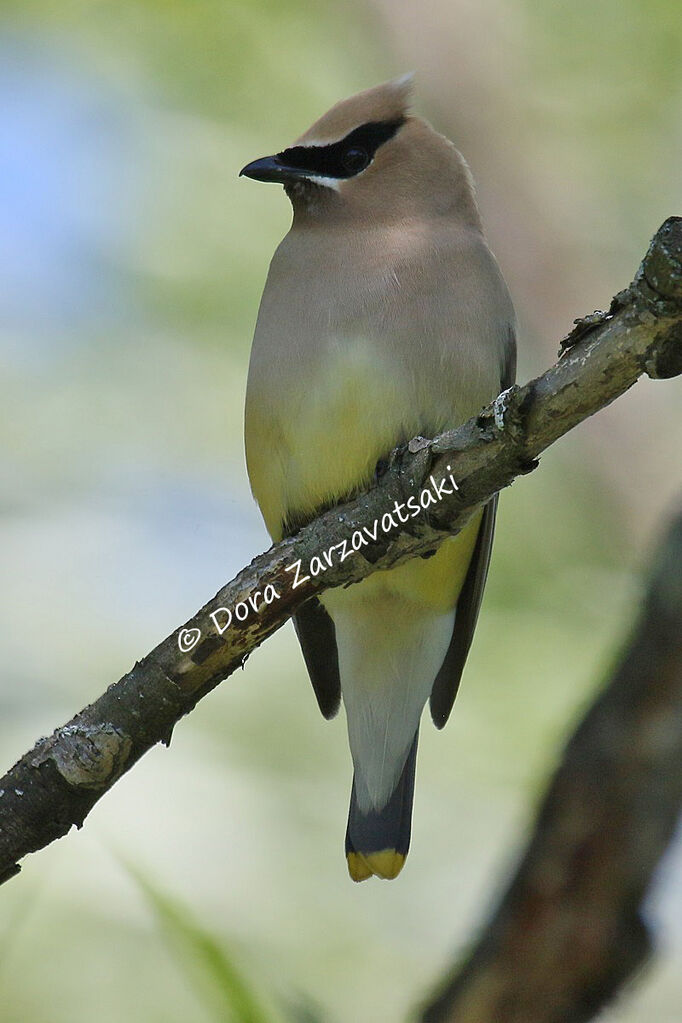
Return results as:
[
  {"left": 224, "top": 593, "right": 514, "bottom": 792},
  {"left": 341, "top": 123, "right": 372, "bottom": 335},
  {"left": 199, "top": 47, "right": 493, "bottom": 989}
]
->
[{"left": 32, "top": 723, "right": 133, "bottom": 792}]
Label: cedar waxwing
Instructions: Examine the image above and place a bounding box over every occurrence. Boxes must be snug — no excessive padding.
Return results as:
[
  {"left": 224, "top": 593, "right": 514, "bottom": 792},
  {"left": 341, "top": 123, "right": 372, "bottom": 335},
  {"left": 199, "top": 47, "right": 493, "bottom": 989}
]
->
[{"left": 241, "top": 76, "right": 516, "bottom": 882}]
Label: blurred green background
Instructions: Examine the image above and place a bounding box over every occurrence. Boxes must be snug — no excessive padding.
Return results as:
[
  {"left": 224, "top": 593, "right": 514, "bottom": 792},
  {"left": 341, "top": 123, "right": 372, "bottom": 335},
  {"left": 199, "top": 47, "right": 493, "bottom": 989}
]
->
[{"left": 0, "top": 0, "right": 681, "bottom": 1020}]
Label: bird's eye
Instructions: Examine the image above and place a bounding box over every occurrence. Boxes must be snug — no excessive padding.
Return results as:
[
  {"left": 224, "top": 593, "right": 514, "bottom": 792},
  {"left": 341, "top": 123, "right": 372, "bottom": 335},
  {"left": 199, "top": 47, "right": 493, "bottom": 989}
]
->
[{"left": 342, "top": 146, "right": 370, "bottom": 174}]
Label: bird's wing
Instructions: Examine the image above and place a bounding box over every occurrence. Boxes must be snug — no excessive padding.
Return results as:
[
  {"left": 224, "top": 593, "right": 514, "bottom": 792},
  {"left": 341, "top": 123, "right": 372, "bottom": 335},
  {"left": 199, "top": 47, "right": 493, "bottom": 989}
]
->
[
  {"left": 429, "top": 323, "right": 516, "bottom": 729},
  {"left": 428, "top": 495, "right": 498, "bottom": 728},
  {"left": 293, "top": 598, "right": 341, "bottom": 719}
]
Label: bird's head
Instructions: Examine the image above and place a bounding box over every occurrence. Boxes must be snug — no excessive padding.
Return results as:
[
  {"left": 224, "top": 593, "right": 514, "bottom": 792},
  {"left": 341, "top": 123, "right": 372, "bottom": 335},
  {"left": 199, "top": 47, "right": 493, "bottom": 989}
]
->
[{"left": 240, "top": 75, "right": 480, "bottom": 227}]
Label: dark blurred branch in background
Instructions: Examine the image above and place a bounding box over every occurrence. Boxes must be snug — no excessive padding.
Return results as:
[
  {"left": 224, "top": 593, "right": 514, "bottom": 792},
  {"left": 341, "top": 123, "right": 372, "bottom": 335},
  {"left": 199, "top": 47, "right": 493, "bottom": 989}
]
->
[
  {"left": 0, "top": 218, "right": 680, "bottom": 890},
  {"left": 421, "top": 501, "right": 682, "bottom": 1023}
]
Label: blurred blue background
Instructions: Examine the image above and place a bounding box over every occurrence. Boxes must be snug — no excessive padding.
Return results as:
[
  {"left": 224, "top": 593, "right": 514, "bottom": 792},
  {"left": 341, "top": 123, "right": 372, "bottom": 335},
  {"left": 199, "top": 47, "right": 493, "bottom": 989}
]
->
[{"left": 0, "top": 1, "right": 680, "bottom": 1020}]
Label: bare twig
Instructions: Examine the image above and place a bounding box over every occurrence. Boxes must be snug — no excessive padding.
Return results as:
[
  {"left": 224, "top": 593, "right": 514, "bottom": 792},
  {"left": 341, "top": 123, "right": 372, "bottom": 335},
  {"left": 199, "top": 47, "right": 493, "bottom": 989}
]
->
[
  {"left": 0, "top": 217, "right": 680, "bottom": 886},
  {"left": 420, "top": 501, "right": 682, "bottom": 1023}
]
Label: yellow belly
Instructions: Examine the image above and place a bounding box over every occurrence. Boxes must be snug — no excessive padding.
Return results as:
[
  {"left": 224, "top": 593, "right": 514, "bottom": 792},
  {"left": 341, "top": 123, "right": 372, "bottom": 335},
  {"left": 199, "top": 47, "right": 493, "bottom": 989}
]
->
[
  {"left": 246, "top": 330, "right": 483, "bottom": 611},
  {"left": 322, "top": 510, "right": 481, "bottom": 619},
  {"left": 246, "top": 334, "right": 412, "bottom": 541}
]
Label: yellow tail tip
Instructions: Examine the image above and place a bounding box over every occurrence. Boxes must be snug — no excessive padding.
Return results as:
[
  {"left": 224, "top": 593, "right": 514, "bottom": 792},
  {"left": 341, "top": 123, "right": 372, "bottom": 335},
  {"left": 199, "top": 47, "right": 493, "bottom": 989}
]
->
[
  {"left": 347, "top": 850, "right": 405, "bottom": 882},
  {"left": 347, "top": 853, "right": 373, "bottom": 882}
]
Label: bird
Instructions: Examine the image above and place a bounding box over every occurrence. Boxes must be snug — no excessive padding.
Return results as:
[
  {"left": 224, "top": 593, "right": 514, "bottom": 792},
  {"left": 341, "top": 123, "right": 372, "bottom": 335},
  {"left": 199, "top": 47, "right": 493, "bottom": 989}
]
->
[{"left": 241, "top": 75, "right": 516, "bottom": 882}]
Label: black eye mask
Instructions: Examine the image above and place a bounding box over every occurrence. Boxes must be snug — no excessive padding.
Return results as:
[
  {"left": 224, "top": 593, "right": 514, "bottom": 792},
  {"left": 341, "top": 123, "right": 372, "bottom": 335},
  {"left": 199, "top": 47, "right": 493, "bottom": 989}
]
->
[{"left": 277, "top": 118, "right": 405, "bottom": 180}]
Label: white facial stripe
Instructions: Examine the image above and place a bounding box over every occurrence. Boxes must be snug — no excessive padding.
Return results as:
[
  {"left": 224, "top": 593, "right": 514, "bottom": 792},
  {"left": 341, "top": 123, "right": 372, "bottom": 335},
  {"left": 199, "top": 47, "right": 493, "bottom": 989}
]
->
[{"left": 301, "top": 173, "right": 341, "bottom": 191}]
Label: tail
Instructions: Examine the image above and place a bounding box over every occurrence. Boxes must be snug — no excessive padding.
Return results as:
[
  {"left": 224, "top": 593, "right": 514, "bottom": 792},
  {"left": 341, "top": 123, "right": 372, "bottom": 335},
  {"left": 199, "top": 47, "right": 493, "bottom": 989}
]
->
[{"left": 345, "top": 731, "right": 419, "bottom": 882}]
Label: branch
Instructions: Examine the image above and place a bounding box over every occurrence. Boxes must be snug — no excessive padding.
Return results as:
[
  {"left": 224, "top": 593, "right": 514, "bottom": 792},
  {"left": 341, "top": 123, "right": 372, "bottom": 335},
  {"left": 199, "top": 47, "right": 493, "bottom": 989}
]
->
[
  {"left": 420, "top": 500, "right": 682, "bottom": 1023},
  {"left": 1, "top": 217, "right": 681, "bottom": 886}
]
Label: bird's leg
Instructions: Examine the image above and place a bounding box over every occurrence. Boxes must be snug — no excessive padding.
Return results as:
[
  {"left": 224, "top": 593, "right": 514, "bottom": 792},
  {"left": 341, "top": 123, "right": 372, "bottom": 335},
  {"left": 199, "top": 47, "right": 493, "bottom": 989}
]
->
[{"left": 373, "top": 439, "right": 412, "bottom": 485}]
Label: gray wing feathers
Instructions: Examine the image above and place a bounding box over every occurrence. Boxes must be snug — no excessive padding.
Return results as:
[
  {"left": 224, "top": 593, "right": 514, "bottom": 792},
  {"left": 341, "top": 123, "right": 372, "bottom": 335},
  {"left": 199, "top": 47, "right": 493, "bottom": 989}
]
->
[
  {"left": 293, "top": 598, "right": 341, "bottom": 719},
  {"left": 429, "top": 495, "right": 498, "bottom": 728},
  {"left": 429, "top": 322, "right": 515, "bottom": 729}
]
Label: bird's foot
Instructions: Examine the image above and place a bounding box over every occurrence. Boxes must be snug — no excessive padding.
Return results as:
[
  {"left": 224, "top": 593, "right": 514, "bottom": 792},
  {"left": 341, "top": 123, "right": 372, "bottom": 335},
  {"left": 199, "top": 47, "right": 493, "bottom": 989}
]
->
[{"left": 373, "top": 456, "right": 390, "bottom": 484}]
